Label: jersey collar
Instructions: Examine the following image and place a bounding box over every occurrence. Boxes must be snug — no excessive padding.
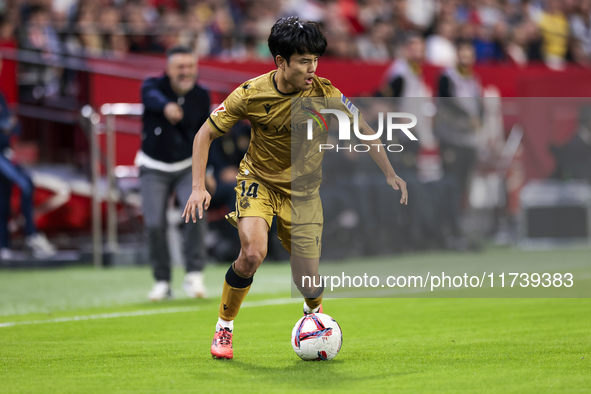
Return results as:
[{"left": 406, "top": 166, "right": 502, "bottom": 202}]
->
[{"left": 271, "top": 71, "right": 301, "bottom": 96}]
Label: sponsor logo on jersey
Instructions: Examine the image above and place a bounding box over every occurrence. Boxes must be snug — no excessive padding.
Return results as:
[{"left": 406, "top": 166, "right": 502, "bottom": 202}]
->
[
  {"left": 263, "top": 103, "right": 273, "bottom": 114},
  {"left": 273, "top": 125, "right": 290, "bottom": 133},
  {"left": 212, "top": 103, "right": 226, "bottom": 116}
]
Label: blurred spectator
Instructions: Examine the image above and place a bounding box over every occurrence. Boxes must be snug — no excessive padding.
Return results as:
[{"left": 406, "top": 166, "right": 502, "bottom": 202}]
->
[
  {"left": 506, "top": 20, "right": 543, "bottom": 66},
  {"left": 570, "top": 0, "right": 591, "bottom": 58},
  {"left": 473, "top": 22, "right": 506, "bottom": 63},
  {"left": 98, "top": 7, "right": 120, "bottom": 36},
  {"left": 435, "top": 40, "right": 483, "bottom": 198},
  {"left": 406, "top": 0, "right": 435, "bottom": 30},
  {"left": 380, "top": 33, "right": 429, "bottom": 98},
  {"left": 125, "top": 3, "right": 154, "bottom": 53},
  {"left": 71, "top": 6, "right": 103, "bottom": 55},
  {"left": 379, "top": 33, "right": 462, "bottom": 250},
  {"left": 0, "top": 68, "right": 56, "bottom": 260},
  {"left": 551, "top": 105, "right": 591, "bottom": 184},
  {"left": 324, "top": 23, "right": 359, "bottom": 58},
  {"left": 0, "top": 15, "right": 17, "bottom": 44},
  {"left": 155, "top": 10, "right": 185, "bottom": 51},
  {"left": 358, "top": 0, "right": 392, "bottom": 28},
  {"left": 425, "top": 19, "right": 457, "bottom": 67},
  {"left": 569, "top": 37, "right": 591, "bottom": 65},
  {"left": 357, "top": 19, "right": 395, "bottom": 61},
  {"left": 20, "top": 6, "right": 62, "bottom": 54},
  {"left": 378, "top": 33, "right": 429, "bottom": 178},
  {"left": 477, "top": 0, "right": 505, "bottom": 28},
  {"left": 18, "top": 5, "right": 64, "bottom": 100},
  {"left": 107, "top": 30, "right": 130, "bottom": 57},
  {"left": 137, "top": 46, "right": 212, "bottom": 301},
  {"left": 537, "top": 0, "right": 570, "bottom": 69},
  {"left": 185, "top": 4, "right": 213, "bottom": 57},
  {"left": 433, "top": 41, "right": 484, "bottom": 249},
  {"left": 390, "top": 0, "right": 417, "bottom": 33},
  {"left": 4, "top": 0, "right": 591, "bottom": 70}
]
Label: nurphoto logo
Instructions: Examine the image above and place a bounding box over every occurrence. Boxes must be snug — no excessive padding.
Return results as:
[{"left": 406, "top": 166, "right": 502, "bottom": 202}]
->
[{"left": 305, "top": 97, "right": 419, "bottom": 152}]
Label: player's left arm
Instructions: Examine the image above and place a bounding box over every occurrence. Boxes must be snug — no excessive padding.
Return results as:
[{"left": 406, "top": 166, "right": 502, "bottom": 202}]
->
[{"left": 358, "top": 118, "right": 408, "bottom": 205}]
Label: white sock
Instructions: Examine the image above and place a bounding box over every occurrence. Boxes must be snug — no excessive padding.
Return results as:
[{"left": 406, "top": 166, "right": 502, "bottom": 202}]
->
[
  {"left": 303, "top": 301, "right": 320, "bottom": 314},
  {"left": 216, "top": 318, "right": 233, "bottom": 332}
]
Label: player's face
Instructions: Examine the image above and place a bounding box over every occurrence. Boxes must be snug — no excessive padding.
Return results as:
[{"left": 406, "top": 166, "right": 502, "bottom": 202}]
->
[
  {"left": 166, "top": 53, "right": 197, "bottom": 95},
  {"left": 284, "top": 53, "right": 319, "bottom": 91}
]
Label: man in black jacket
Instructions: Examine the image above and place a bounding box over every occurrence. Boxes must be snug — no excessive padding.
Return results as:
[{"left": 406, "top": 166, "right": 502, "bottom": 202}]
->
[{"left": 137, "top": 46, "right": 213, "bottom": 301}]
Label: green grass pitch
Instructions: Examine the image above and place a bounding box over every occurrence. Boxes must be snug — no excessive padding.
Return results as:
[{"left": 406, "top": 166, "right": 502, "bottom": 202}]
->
[{"left": 1, "top": 248, "right": 590, "bottom": 393}]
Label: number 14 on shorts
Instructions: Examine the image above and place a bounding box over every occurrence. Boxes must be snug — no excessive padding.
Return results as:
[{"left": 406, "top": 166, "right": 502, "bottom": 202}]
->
[{"left": 240, "top": 181, "right": 260, "bottom": 198}]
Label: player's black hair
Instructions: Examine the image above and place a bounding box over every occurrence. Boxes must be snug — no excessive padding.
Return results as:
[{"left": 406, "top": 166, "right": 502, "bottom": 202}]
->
[
  {"left": 268, "top": 16, "right": 327, "bottom": 66},
  {"left": 166, "top": 45, "right": 194, "bottom": 59}
]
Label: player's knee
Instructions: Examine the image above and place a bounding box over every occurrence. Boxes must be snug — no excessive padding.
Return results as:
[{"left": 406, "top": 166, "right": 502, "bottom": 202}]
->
[
  {"left": 241, "top": 244, "right": 267, "bottom": 273},
  {"left": 244, "top": 247, "right": 266, "bottom": 265}
]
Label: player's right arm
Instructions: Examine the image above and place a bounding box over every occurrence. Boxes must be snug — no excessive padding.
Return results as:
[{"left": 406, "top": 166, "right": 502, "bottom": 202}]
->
[
  {"left": 182, "top": 121, "right": 219, "bottom": 222},
  {"left": 182, "top": 85, "right": 248, "bottom": 222}
]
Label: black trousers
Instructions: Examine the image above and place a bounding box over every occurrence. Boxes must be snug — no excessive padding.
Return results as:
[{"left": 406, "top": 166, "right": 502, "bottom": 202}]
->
[{"left": 139, "top": 166, "right": 207, "bottom": 281}]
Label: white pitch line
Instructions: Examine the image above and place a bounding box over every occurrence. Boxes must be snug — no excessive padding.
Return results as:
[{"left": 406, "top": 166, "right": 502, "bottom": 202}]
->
[{"left": 0, "top": 297, "right": 303, "bottom": 329}]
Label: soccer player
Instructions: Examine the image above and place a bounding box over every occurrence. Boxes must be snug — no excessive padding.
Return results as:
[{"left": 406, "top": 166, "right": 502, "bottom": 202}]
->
[{"left": 182, "top": 17, "right": 408, "bottom": 360}]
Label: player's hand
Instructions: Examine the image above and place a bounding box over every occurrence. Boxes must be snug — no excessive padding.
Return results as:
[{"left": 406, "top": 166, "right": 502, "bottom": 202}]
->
[
  {"left": 164, "top": 102, "right": 184, "bottom": 125},
  {"left": 182, "top": 188, "right": 211, "bottom": 223},
  {"left": 387, "top": 174, "right": 408, "bottom": 205}
]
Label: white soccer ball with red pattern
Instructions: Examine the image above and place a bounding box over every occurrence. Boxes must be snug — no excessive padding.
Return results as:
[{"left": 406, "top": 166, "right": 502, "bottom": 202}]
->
[{"left": 291, "top": 313, "right": 342, "bottom": 361}]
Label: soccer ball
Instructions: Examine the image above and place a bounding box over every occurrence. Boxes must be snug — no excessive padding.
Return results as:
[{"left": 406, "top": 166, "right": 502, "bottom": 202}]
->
[{"left": 291, "top": 313, "right": 342, "bottom": 361}]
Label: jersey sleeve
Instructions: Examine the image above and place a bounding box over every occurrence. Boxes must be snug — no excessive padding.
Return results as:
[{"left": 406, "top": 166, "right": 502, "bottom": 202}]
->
[
  {"left": 326, "top": 84, "right": 361, "bottom": 124},
  {"left": 207, "top": 85, "right": 247, "bottom": 136}
]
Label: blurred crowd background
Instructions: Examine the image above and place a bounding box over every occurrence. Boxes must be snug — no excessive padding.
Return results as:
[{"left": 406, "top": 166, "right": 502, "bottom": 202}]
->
[
  {"left": 3, "top": 0, "right": 591, "bottom": 68},
  {"left": 0, "top": 0, "right": 590, "bottom": 267}
]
